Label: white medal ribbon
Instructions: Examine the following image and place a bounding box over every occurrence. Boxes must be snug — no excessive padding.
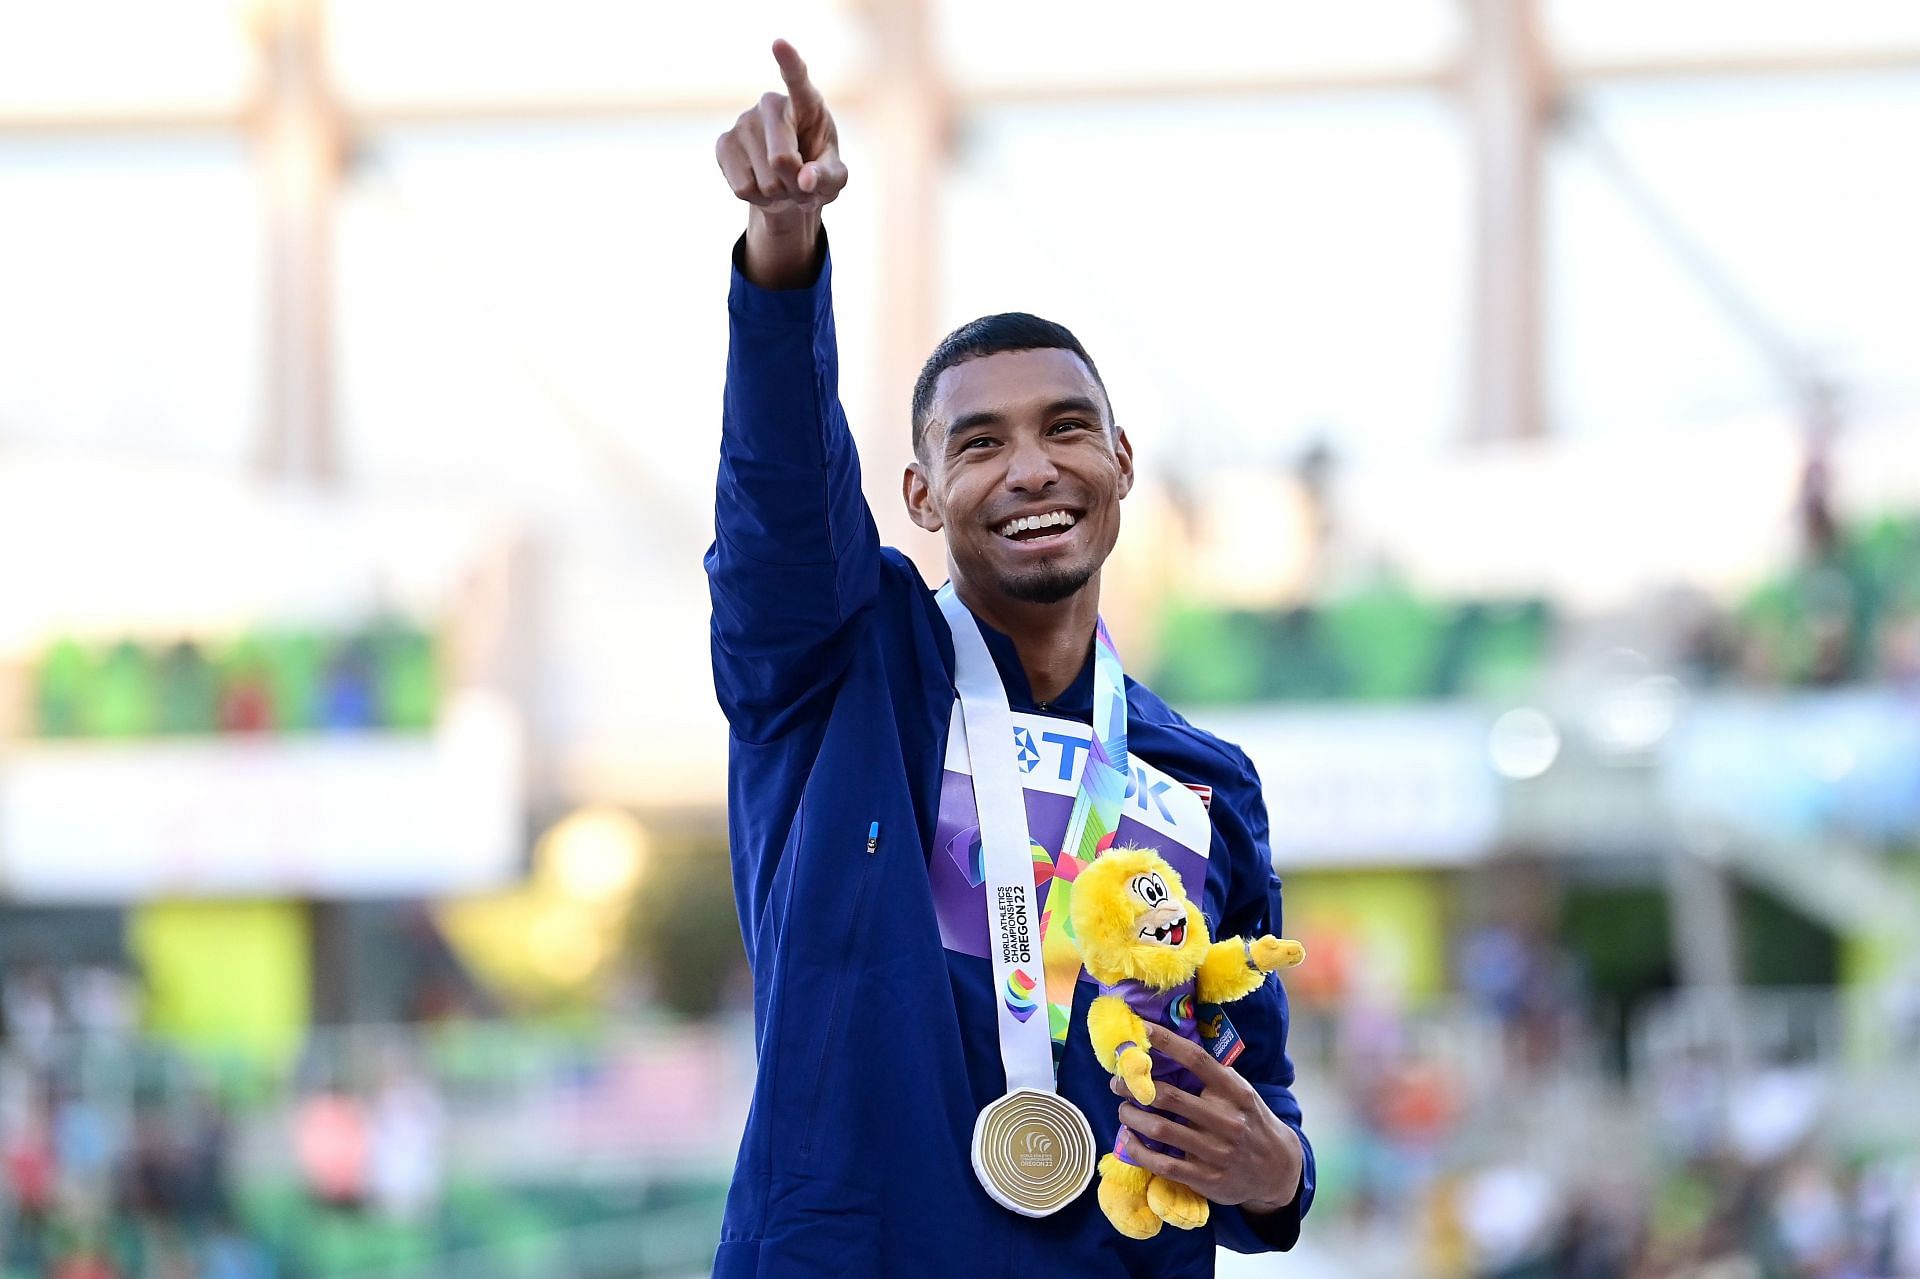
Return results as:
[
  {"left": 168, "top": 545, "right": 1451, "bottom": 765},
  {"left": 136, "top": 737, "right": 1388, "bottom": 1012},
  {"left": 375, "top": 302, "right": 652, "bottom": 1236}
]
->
[
  {"left": 938, "top": 585, "right": 1095, "bottom": 1216},
  {"left": 938, "top": 584, "right": 1054, "bottom": 1094}
]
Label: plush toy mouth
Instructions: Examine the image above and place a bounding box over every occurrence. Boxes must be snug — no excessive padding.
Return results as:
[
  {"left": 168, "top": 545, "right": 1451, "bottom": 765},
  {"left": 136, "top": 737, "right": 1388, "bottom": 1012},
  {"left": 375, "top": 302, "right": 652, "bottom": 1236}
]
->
[{"left": 1138, "top": 915, "right": 1187, "bottom": 947}]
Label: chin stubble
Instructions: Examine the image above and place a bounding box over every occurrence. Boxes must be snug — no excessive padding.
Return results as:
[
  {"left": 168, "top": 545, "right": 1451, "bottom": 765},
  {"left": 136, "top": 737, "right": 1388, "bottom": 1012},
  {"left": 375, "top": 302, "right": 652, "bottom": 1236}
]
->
[{"left": 1000, "top": 562, "right": 1096, "bottom": 605}]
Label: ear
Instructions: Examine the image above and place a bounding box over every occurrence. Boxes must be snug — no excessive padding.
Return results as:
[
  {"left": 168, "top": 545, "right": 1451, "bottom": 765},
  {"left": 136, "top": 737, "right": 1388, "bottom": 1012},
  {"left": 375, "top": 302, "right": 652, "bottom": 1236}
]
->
[
  {"left": 1113, "top": 425, "right": 1135, "bottom": 501},
  {"left": 903, "top": 458, "right": 944, "bottom": 533}
]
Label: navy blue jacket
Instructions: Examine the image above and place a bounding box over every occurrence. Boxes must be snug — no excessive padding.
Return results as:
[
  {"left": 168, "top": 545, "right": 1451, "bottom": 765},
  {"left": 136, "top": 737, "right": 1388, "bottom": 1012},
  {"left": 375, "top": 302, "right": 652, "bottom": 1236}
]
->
[{"left": 707, "top": 242, "right": 1313, "bottom": 1278}]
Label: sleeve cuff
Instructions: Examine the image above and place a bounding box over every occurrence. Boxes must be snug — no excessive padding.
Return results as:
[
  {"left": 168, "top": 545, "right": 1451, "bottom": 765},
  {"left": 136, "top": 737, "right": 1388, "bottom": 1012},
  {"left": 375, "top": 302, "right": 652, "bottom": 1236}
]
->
[
  {"left": 728, "top": 232, "right": 833, "bottom": 327},
  {"left": 1214, "top": 1122, "right": 1315, "bottom": 1254}
]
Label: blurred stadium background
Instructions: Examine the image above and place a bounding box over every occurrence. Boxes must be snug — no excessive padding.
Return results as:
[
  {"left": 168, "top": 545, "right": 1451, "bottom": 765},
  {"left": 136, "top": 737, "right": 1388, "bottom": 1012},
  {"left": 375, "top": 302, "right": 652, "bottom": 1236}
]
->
[{"left": 2, "top": 2, "right": 1918, "bottom": 1276}]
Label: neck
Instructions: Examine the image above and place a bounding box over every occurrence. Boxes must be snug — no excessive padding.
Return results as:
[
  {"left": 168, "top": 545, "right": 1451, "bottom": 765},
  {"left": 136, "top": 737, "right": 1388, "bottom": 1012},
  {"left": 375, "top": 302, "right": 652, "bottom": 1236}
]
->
[{"left": 952, "top": 569, "right": 1101, "bottom": 705}]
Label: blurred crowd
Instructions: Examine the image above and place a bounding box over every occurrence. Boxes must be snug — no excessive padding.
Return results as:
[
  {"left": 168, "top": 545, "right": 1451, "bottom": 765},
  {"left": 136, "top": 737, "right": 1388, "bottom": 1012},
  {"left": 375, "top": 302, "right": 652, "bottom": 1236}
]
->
[
  {"left": 1297, "top": 928, "right": 1920, "bottom": 1279},
  {"left": 1155, "top": 512, "right": 1920, "bottom": 709},
  {"left": 28, "top": 622, "right": 439, "bottom": 742},
  {"left": 6, "top": 948, "right": 1913, "bottom": 1278},
  {"left": 1, "top": 965, "right": 254, "bottom": 1278},
  {"left": 1685, "top": 514, "right": 1920, "bottom": 692},
  {"left": 0, "top": 959, "right": 754, "bottom": 1279},
  {"left": 0, "top": 965, "right": 449, "bottom": 1279},
  {"left": 1405, "top": 1144, "right": 1920, "bottom": 1279}
]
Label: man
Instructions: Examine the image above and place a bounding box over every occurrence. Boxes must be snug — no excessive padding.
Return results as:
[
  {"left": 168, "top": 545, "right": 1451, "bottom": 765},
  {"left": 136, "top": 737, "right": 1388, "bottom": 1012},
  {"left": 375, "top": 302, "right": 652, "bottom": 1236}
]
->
[{"left": 707, "top": 40, "right": 1312, "bottom": 1278}]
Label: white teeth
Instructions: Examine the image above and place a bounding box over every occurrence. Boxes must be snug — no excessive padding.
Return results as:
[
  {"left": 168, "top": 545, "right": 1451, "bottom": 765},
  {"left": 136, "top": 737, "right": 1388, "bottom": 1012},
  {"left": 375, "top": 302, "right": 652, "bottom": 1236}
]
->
[
  {"left": 1138, "top": 915, "right": 1187, "bottom": 944},
  {"left": 998, "top": 510, "right": 1076, "bottom": 537}
]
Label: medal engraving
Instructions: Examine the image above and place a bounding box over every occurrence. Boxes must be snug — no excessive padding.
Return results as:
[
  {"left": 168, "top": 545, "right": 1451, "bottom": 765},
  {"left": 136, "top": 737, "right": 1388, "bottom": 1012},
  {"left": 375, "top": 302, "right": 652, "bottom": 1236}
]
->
[{"left": 970, "top": 1089, "right": 1095, "bottom": 1217}]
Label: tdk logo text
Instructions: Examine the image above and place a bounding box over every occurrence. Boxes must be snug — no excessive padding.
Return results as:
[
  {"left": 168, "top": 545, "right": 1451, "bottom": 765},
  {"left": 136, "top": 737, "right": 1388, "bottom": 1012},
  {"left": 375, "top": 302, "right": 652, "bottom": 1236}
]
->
[{"left": 1025, "top": 730, "right": 1178, "bottom": 823}]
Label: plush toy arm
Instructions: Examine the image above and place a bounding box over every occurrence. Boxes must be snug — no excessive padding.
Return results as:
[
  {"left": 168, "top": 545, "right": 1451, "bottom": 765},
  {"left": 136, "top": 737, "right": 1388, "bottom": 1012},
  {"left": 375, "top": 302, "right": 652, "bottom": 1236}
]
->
[
  {"left": 1196, "top": 935, "right": 1305, "bottom": 1005},
  {"left": 1087, "top": 994, "right": 1156, "bottom": 1104}
]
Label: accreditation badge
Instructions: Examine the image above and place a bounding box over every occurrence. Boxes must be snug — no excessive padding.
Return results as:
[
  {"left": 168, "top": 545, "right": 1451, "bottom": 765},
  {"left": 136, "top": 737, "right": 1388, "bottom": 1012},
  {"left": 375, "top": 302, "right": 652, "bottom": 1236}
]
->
[{"left": 969, "top": 1088, "right": 1096, "bottom": 1217}]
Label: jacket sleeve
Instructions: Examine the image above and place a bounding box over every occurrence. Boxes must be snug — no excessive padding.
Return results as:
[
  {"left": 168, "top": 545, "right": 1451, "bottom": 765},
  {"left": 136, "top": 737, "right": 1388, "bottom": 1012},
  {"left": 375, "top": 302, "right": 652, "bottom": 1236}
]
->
[
  {"left": 1208, "top": 745, "right": 1317, "bottom": 1254},
  {"left": 706, "top": 235, "right": 881, "bottom": 743}
]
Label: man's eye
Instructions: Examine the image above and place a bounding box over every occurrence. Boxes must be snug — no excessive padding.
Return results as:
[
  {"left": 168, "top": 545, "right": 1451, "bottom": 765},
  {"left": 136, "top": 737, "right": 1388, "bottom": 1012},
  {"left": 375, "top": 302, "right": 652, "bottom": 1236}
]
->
[
  {"left": 963, "top": 436, "right": 996, "bottom": 450},
  {"left": 1050, "top": 420, "right": 1090, "bottom": 434}
]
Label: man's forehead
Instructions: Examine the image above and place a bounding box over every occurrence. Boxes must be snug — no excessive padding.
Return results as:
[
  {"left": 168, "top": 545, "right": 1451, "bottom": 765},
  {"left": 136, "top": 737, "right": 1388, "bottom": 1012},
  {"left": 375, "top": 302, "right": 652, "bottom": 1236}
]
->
[{"left": 928, "top": 348, "right": 1105, "bottom": 424}]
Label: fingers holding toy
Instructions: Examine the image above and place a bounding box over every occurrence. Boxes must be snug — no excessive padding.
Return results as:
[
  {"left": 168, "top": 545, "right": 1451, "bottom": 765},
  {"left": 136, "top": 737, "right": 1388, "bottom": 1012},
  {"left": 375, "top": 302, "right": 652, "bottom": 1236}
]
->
[
  {"left": 1119, "top": 1118, "right": 1301, "bottom": 1212},
  {"left": 1143, "top": 1024, "right": 1259, "bottom": 1109},
  {"left": 1113, "top": 1075, "right": 1230, "bottom": 1130},
  {"left": 1116, "top": 1100, "right": 1231, "bottom": 1167},
  {"left": 1113, "top": 1025, "right": 1305, "bottom": 1211},
  {"left": 1249, "top": 935, "right": 1306, "bottom": 972},
  {"left": 1117, "top": 1132, "right": 1228, "bottom": 1203}
]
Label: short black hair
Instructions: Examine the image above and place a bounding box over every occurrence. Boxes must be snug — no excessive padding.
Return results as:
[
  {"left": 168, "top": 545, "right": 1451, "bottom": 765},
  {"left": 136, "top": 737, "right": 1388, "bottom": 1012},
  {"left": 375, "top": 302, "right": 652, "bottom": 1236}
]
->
[{"left": 910, "top": 313, "right": 1110, "bottom": 459}]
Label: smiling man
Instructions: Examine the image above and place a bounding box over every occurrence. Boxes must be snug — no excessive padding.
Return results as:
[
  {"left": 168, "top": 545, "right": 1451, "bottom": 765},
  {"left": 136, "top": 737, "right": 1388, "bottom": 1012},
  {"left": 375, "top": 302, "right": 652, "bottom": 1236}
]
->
[{"left": 706, "top": 41, "right": 1313, "bottom": 1279}]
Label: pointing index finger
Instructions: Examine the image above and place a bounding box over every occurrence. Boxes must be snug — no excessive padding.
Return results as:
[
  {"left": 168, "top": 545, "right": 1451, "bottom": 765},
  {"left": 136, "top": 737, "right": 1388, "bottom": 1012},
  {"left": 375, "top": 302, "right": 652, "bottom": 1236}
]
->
[
  {"left": 1145, "top": 1024, "right": 1249, "bottom": 1099},
  {"left": 771, "top": 39, "right": 822, "bottom": 110}
]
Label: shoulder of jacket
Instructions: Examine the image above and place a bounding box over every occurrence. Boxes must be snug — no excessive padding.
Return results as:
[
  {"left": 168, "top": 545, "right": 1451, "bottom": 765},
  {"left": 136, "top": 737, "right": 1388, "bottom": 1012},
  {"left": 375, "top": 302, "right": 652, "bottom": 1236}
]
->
[{"left": 1125, "top": 679, "right": 1258, "bottom": 782}]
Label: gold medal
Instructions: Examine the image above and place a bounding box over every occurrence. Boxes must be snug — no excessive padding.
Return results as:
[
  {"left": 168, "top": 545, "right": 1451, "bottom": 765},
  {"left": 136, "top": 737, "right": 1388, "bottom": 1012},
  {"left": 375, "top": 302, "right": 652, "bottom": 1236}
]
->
[{"left": 970, "top": 1088, "right": 1096, "bottom": 1217}]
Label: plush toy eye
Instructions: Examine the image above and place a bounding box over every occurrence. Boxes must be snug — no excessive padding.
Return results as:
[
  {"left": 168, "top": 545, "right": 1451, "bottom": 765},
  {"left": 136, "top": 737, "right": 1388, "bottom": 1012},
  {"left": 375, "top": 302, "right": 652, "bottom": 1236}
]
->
[{"left": 1131, "top": 873, "right": 1168, "bottom": 907}]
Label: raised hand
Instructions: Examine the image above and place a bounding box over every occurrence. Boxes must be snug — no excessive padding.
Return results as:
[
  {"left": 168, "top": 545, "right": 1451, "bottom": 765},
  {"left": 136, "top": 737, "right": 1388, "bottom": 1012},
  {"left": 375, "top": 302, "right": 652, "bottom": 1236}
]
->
[{"left": 716, "top": 39, "right": 848, "bottom": 288}]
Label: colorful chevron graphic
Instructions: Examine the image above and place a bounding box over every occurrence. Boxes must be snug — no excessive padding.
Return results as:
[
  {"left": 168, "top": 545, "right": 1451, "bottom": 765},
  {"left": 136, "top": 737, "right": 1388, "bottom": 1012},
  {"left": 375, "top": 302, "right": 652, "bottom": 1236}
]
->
[
  {"left": 1004, "top": 967, "right": 1039, "bottom": 1021},
  {"left": 946, "top": 831, "right": 1056, "bottom": 892},
  {"left": 1039, "top": 616, "right": 1130, "bottom": 1047},
  {"left": 1030, "top": 840, "right": 1055, "bottom": 887}
]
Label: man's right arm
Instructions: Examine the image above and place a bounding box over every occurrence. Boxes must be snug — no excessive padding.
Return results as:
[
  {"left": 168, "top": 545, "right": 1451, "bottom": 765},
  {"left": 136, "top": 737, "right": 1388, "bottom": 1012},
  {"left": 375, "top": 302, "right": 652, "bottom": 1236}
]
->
[{"left": 706, "top": 42, "right": 876, "bottom": 743}]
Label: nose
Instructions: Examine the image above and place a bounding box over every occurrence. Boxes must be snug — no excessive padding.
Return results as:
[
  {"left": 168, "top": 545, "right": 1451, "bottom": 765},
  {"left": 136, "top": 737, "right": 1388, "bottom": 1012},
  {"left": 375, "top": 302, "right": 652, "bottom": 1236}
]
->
[{"left": 1003, "top": 431, "right": 1060, "bottom": 494}]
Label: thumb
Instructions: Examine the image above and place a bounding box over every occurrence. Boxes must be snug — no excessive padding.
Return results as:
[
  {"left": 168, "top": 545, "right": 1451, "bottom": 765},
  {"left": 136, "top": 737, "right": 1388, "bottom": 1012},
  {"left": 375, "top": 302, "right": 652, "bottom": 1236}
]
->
[{"left": 798, "top": 152, "right": 847, "bottom": 199}]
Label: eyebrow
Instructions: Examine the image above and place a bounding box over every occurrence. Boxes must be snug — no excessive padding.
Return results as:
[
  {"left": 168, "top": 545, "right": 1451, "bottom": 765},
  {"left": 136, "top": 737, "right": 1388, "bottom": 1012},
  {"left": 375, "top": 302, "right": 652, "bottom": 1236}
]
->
[{"left": 944, "top": 396, "right": 1106, "bottom": 449}]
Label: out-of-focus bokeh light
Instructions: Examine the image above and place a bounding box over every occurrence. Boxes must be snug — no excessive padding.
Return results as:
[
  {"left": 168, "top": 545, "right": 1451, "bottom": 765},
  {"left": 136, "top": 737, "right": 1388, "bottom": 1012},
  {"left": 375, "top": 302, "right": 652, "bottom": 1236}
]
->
[
  {"left": 527, "top": 902, "right": 609, "bottom": 986},
  {"left": 1589, "top": 672, "right": 1685, "bottom": 755},
  {"left": 1488, "top": 707, "right": 1562, "bottom": 780},
  {"left": 541, "top": 805, "right": 649, "bottom": 904}
]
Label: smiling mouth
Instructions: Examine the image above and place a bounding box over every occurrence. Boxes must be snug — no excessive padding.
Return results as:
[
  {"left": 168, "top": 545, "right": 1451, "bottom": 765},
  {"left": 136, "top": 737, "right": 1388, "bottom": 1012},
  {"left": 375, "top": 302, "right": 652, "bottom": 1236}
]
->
[
  {"left": 1138, "top": 916, "right": 1187, "bottom": 947},
  {"left": 995, "top": 508, "right": 1080, "bottom": 543}
]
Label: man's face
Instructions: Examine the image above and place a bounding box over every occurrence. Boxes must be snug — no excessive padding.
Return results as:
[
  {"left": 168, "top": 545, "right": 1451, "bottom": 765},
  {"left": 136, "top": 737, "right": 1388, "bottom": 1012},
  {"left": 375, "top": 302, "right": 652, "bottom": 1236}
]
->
[{"left": 904, "top": 348, "right": 1133, "bottom": 606}]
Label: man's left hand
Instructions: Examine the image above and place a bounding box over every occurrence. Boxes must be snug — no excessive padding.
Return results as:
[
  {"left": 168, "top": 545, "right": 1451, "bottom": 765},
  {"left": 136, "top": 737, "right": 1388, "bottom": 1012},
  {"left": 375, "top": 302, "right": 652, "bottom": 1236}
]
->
[{"left": 1109, "top": 1023, "right": 1303, "bottom": 1215}]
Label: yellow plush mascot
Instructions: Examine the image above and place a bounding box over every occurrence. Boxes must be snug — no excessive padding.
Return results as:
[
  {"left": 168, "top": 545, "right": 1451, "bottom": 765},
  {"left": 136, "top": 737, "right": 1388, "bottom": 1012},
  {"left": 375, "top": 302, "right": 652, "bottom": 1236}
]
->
[{"left": 1069, "top": 846, "right": 1304, "bottom": 1239}]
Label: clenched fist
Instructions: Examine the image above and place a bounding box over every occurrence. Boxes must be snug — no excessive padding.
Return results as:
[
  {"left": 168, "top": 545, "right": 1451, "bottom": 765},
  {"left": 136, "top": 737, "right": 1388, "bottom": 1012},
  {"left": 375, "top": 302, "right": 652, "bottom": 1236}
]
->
[{"left": 716, "top": 40, "right": 848, "bottom": 289}]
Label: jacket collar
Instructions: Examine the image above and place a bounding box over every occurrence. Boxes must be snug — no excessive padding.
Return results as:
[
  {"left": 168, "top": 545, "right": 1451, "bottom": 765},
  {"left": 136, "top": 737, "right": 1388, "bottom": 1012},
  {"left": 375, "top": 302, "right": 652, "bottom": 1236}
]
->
[{"left": 965, "top": 605, "right": 1097, "bottom": 717}]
